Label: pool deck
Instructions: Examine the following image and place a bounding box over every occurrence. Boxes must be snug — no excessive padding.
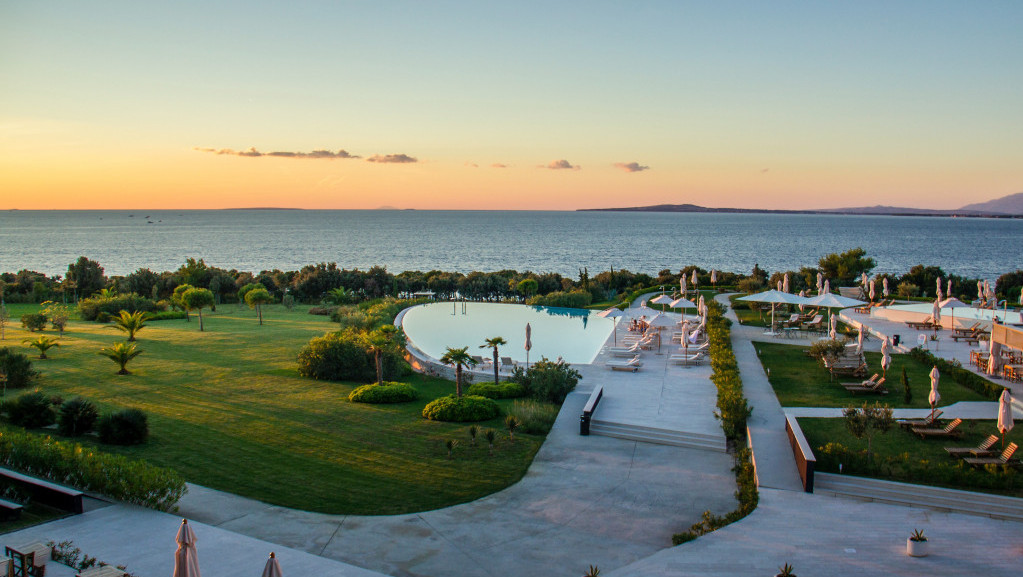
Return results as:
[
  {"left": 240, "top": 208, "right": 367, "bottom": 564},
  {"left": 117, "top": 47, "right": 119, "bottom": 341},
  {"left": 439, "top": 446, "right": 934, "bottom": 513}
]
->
[{"left": 5, "top": 295, "right": 1022, "bottom": 577}]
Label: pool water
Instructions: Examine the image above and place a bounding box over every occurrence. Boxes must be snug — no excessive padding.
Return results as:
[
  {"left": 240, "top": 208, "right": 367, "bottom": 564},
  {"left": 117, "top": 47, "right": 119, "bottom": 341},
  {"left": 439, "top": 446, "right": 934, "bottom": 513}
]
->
[
  {"left": 400, "top": 302, "right": 615, "bottom": 364},
  {"left": 889, "top": 303, "right": 1022, "bottom": 324}
]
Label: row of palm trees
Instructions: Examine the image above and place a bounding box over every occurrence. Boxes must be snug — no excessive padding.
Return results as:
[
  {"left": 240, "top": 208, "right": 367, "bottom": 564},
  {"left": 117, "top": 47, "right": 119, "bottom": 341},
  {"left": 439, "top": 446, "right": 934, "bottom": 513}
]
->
[
  {"left": 22, "top": 310, "right": 145, "bottom": 374},
  {"left": 438, "top": 336, "right": 507, "bottom": 397}
]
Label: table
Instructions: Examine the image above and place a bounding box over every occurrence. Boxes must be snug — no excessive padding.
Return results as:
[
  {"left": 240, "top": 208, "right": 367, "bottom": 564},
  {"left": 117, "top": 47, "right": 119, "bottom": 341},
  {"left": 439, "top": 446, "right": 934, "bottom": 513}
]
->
[{"left": 4, "top": 542, "right": 48, "bottom": 577}]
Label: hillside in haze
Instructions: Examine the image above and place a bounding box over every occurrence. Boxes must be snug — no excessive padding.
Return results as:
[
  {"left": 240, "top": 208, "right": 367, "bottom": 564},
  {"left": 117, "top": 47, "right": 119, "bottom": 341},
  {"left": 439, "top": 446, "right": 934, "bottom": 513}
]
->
[{"left": 959, "top": 192, "right": 1023, "bottom": 214}]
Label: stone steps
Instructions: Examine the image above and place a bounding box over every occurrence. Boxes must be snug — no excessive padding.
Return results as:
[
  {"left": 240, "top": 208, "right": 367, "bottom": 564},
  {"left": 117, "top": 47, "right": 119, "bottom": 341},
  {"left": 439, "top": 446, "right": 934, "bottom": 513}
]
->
[
  {"left": 814, "top": 472, "right": 1023, "bottom": 522},
  {"left": 589, "top": 420, "right": 728, "bottom": 452}
]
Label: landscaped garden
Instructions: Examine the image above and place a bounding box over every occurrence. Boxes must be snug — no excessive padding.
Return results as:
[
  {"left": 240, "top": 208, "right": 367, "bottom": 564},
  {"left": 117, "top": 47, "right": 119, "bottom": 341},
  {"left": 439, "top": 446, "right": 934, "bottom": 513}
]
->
[{"left": 0, "top": 302, "right": 553, "bottom": 515}]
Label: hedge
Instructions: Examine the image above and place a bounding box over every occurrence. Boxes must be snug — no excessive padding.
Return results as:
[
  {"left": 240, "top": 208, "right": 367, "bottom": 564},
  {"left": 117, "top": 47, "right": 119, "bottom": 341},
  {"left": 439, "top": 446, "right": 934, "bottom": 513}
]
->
[
  {"left": 78, "top": 293, "right": 164, "bottom": 321},
  {"left": 348, "top": 382, "right": 419, "bottom": 403},
  {"left": 0, "top": 426, "right": 186, "bottom": 511},
  {"left": 908, "top": 347, "right": 1004, "bottom": 400},
  {"left": 707, "top": 301, "right": 752, "bottom": 441},
  {"left": 422, "top": 395, "right": 500, "bottom": 422},
  {"left": 466, "top": 382, "right": 526, "bottom": 399}
]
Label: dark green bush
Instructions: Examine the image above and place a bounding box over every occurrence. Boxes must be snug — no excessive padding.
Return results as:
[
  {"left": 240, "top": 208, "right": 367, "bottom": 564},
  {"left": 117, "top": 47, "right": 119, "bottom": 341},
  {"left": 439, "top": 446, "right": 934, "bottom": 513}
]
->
[
  {"left": 348, "top": 382, "right": 419, "bottom": 403},
  {"left": 145, "top": 310, "right": 187, "bottom": 321},
  {"left": 297, "top": 329, "right": 406, "bottom": 382},
  {"left": 908, "top": 347, "right": 1004, "bottom": 400},
  {"left": 97, "top": 408, "right": 149, "bottom": 445},
  {"left": 308, "top": 306, "right": 336, "bottom": 316},
  {"left": 706, "top": 301, "right": 752, "bottom": 441},
  {"left": 0, "top": 425, "right": 185, "bottom": 510},
  {"left": 78, "top": 293, "right": 163, "bottom": 322},
  {"left": 466, "top": 382, "right": 526, "bottom": 399},
  {"left": 509, "top": 357, "right": 582, "bottom": 404},
  {"left": 0, "top": 348, "right": 38, "bottom": 389},
  {"left": 20, "top": 313, "right": 48, "bottom": 331},
  {"left": 526, "top": 289, "right": 592, "bottom": 308},
  {"left": 58, "top": 397, "right": 99, "bottom": 436},
  {"left": 7, "top": 390, "right": 57, "bottom": 428},
  {"left": 422, "top": 395, "right": 500, "bottom": 422}
]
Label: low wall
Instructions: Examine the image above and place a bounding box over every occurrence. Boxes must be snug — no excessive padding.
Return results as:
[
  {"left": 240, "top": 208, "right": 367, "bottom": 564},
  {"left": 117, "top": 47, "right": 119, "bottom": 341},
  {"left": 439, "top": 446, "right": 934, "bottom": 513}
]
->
[{"left": 785, "top": 415, "right": 816, "bottom": 493}]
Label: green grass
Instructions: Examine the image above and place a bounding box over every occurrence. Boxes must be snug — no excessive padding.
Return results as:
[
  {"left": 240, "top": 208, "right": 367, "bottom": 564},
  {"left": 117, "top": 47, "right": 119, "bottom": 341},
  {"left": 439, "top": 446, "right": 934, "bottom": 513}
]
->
[
  {"left": 0, "top": 302, "right": 547, "bottom": 515},
  {"left": 798, "top": 417, "right": 1023, "bottom": 497},
  {"left": 755, "top": 342, "right": 990, "bottom": 408}
]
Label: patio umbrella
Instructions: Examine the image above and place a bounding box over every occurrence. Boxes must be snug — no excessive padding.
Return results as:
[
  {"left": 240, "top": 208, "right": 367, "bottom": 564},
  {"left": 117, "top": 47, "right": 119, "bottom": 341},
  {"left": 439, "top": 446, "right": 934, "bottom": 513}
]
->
[
  {"left": 524, "top": 323, "right": 532, "bottom": 368},
  {"left": 650, "top": 294, "right": 674, "bottom": 310},
  {"left": 261, "top": 553, "right": 283, "bottom": 577},
  {"left": 883, "top": 277, "right": 889, "bottom": 298},
  {"left": 998, "top": 390, "right": 1014, "bottom": 448},
  {"left": 869, "top": 279, "right": 876, "bottom": 302},
  {"left": 631, "top": 301, "right": 659, "bottom": 318},
  {"left": 1019, "top": 287, "right": 1022, "bottom": 306},
  {"left": 669, "top": 297, "right": 696, "bottom": 319},
  {"left": 680, "top": 320, "right": 690, "bottom": 366},
  {"left": 829, "top": 315, "right": 837, "bottom": 340},
  {"left": 977, "top": 280, "right": 985, "bottom": 303},
  {"left": 174, "top": 519, "right": 201, "bottom": 577},
  {"left": 823, "top": 280, "right": 830, "bottom": 295},
  {"left": 856, "top": 324, "right": 864, "bottom": 354},
  {"left": 680, "top": 276, "right": 687, "bottom": 297},
  {"left": 710, "top": 269, "right": 717, "bottom": 285},
  {"left": 932, "top": 298, "right": 942, "bottom": 335},
  {"left": 803, "top": 292, "right": 865, "bottom": 333},
  {"left": 596, "top": 307, "right": 625, "bottom": 345},
  {"left": 816, "top": 272, "right": 823, "bottom": 294},
  {"left": 987, "top": 335, "right": 1002, "bottom": 377},
  {"left": 737, "top": 289, "right": 810, "bottom": 336},
  {"left": 939, "top": 297, "right": 968, "bottom": 332},
  {"left": 947, "top": 279, "right": 954, "bottom": 298},
  {"left": 777, "top": 280, "right": 783, "bottom": 292},
  {"left": 691, "top": 269, "right": 698, "bottom": 286},
  {"left": 881, "top": 336, "right": 892, "bottom": 378},
  {"left": 783, "top": 274, "right": 790, "bottom": 293},
  {"left": 928, "top": 366, "right": 941, "bottom": 420},
  {"left": 936, "top": 277, "right": 943, "bottom": 301},
  {"left": 648, "top": 313, "right": 675, "bottom": 352},
  {"left": 697, "top": 294, "right": 705, "bottom": 316}
]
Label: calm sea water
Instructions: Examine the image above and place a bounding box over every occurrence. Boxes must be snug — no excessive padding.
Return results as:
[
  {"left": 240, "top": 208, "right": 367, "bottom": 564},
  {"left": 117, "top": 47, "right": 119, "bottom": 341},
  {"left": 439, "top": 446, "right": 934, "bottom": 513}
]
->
[{"left": 0, "top": 209, "right": 1019, "bottom": 280}]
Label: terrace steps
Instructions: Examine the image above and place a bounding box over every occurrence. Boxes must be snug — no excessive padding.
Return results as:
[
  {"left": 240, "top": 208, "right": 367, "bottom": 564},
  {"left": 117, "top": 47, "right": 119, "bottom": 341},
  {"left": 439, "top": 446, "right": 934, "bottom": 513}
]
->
[
  {"left": 589, "top": 419, "right": 728, "bottom": 453},
  {"left": 814, "top": 472, "right": 1023, "bottom": 522}
]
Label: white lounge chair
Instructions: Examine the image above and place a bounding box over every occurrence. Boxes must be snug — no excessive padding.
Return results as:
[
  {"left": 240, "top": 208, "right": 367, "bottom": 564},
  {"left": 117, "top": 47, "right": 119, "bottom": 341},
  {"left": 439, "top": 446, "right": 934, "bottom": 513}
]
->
[
  {"left": 669, "top": 352, "right": 705, "bottom": 365},
  {"left": 608, "top": 345, "right": 643, "bottom": 357},
  {"left": 606, "top": 356, "right": 643, "bottom": 372}
]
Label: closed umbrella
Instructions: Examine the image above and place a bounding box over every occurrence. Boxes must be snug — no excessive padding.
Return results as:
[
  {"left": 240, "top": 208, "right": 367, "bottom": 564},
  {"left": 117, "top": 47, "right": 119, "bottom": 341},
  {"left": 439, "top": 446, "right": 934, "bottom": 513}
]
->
[
  {"left": 798, "top": 290, "right": 806, "bottom": 312},
  {"left": 829, "top": 315, "right": 837, "bottom": 340},
  {"left": 783, "top": 274, "right": 790, "bottom": 294},
  {"left": 987, "top": 335, "right": 1002, "bottom": 377},
  {"left": 1019, "top": 287, "right": 1022, "bottom": 306},
  {"left": 697, "top": 294, "right": 705, "bottom": 315},
  {"left": 174, "top": 519, "right": 201, "bottom": 577},
  {"left": 691, "top": 269, "right": 698, "bottom": 286},
  {"left": 936, "top": 277, "right": 943, "bottom": 301},
  {"left": 816, "top": 272, "right": 823, "bottom": 294},
  {"left": 928, "top": 366, "right": 941, "bottom": 419},
  {"left": 680, "top": 320, "right": 690, "bottom": 366},
  {"left": 869, "top": 279, "right": 876, "bottom": 302},
  {"left": 261, "top": 553, "right": 283, "bottom": 577},
  {"left": 883, "top": 277, "right": 889, "bottom": 298},
  {"left": 998, "top": 390, "right": 1014, "bottom": 448},
  {"left": 596, "top": 307, "right": 625, "bottom": 345},
  {"left": 823, "top": 280, "right": 830, "bottom": 295},
  {"left": 710, "top": 269, "right": 717, "bottom": 285},
  {"left": 947, "top": 279, "right": 953, "bottom": 298},
  {"left": 932, "top": 298, "right": 941, "bottom": 335},
  {"left": 524, "top": 323, "right": 532, "bottom": 368},
  {"left": 881, "top": 336, "right": 892, "bottom": 378},
  {"left": 856, "top": 324, "right": 864, "bottom": 354},
  {"left": 777, "top": 280, "right": 783, "bottom": 292},
  {"left": 680, "top": 277, "right": 687, "bottom": 298}
]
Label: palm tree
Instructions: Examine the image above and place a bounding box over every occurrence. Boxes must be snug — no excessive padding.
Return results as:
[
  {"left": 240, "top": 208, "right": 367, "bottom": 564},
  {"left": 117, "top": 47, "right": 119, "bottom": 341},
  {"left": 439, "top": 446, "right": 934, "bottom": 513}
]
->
[
  {"left": 480, "top": 336, "right": 507, "bottom": 385},
  {"left": 23, "top": 335, "right": 59, "bottom": 359},
  {"left": 98, "top": 342, "right": 143, "bottom": 375},
  {"left": 109, "top": 310, "right": 147, "bottom": 341},
  {"left": 505, "top": 414, "right": 520, "bottom": 442},
  {"left": 366, "top": 325, "right": 398, "bottom": 385},
  {"left": 328, "top": 287, "right": 352, "bottom": 305},
  {"left": 439, "top": 346, "right": 478, "bottom": 397}
]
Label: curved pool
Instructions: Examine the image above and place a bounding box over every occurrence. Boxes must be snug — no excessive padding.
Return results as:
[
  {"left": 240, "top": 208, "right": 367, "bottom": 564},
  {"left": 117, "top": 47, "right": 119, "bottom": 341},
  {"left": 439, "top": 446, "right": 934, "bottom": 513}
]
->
[{"left": 401, "top": 302, "right": 615, "bottom": 364}]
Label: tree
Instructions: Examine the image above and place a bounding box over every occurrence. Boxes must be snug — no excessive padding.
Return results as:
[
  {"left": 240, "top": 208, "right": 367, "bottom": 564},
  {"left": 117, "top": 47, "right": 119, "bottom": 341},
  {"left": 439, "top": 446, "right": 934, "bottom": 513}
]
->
[
  {"left": 817, "top": 248, "right": 876, "bottom": 286},
  {"left": 98, "top": 342, "right": 142, "bottom": 375},
  {"left": 177, "top": 257, "right": 210, "bottom": 288},
  {"left": 0, "top": 303, "right": 7, "bottom": 341},
  {"left": 172, "top": 284, "right": 195, "bottom": 321},
  {"left": 66, "top": 256, "right": 106, "bottom": 298},
  {"left": 842, "top": 401, "right": 893, "bottom": 460},
  {"left": 181, "top": 288, "right": 215, "bottom": 331},
  {"left": 328, "top": 287, "right": 353, "bottom": 305},
  {"left": 41, "top": 301, "right": 72, "bottom": 337},
  {"left": 245, "top": 287, "right": 273, "bottom": 325},
  {"left": 439, "top": 346, "right": 478, "bottom": 397},
  {"left": 480, "top": 336, "right": 507, "bottom": 385},
  {"left": 902, "top": 367, "right": 912, "bottom": 404},
  {"left": 516, "top": 279, "right": 538, "bottom": 301},
  {"left": 109, "top": 310, "right": 148, "bottom": 341},
  {"left": 505, "top": 415, "right": 520, "bottom": 442},
  {"left": 23, "top": 335, "right": 59, "bottom": 359},
  {"left": 365, "top": 325, "right": 398, "bottom": 385},
  {"left": 126, "top": 268, "right": 160, "bottom": 298}
]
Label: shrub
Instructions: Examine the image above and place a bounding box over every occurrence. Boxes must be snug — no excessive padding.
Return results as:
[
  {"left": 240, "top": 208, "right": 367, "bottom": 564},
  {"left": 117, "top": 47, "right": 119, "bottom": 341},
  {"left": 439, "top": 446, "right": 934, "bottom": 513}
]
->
[
  {"left": 706, "top": 301, "right": 752, "bottom": 441},
  {"left": 0, "top": 425, "right": 185, "bottom": 510},
  {"left": 507, "top": 399, "right": 559, "bottom": 434},
  {"left": 20, "top": 313, "right": 48, "bottom": 332},
  {"left": 58, "top": 397, "right": 99, "bottom": 436},
  {"left": 466, "top": 382, "right": 526, "bottom": 399},
  {"left": 308, "top": 306, "right": 336, "bottom": 316},
  {"left": 807, "top": 338, "right": 847, "bottom": 363},
  {"left": 348, "top": 382, "right": 419, "bottom": 403},
  {"left": 78, "top": 293, "right": 163, "bottom": 322},
  {"left": 97, "top": 408, "right": 149, "bottom": 445},
  {"left": 6, "top": 390, "right": 57, "bottom": 428},
  {"left": 145, "top": 310, "right": 187, "bottom": 321},
  {"left": 422, "top": 395, "right": 500, "bottom": 422},
  {"left": 0, "top": 348, "right": 39, "bottom": 389},
  {"left": 297, "top": 329, "right": 407, "bottom": 382},
  {"left": 509, "top": 357, "right": 582, "bottom": 404},
  {"left": 897, "top": 282, "right": 920, "bottom": 298},
  {"left": 526, "top": 289, "right": 592, "bottom": 308}
]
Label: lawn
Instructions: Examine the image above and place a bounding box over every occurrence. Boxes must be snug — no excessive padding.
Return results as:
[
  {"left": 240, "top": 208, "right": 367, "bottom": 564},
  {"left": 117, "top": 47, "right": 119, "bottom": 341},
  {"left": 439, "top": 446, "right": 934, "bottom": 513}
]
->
[
  {"left": 0, "top": 302, "right": 547, "bottom": 515},
  {"left": 755, "top": 342, "right": 990, "bottom": 408},
  {"left": 798, "top": 417, "right": 1022, "bottom": 497}
]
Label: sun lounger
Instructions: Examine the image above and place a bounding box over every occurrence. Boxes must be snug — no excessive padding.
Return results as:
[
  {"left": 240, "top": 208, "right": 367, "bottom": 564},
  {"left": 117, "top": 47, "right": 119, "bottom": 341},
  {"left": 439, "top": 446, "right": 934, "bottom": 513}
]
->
[
  {"left": 945, "top": 435, "right": 1000, "bottom": 459},
  {"left": 668, "top": 352, "right": 706, "bottom": 365},
  {"left": 897, "top": 410, "right": 944, "bottom": 429},
  {"left": 911, "top": 418, "right": 962, "bottom": 439},
  {"left": 906, "top": 316, "right": 941, "bottom": 330},
  {"left": 609, "top": 345, "right": 643, "bottom": 358},
  {"left": 782, "top": 313, "right": 801, "bottom": 328},
  {"left": 952, "top": 323, "right": 982, "bottom": 336},
  {"left": 606, "top": 356, "right": 642, "bottom": 372},
  {"left": 963, "top": 443, "right": 1018, "bottom": 467},
  {"left": 500, "top": 357, "right": 516, "bottom": 370},
  {"left": 801, "top": 314, "right": 824, "bottom": 332},
  {"left": 841, "top": 377, "right": 887, "bottom": 394}
]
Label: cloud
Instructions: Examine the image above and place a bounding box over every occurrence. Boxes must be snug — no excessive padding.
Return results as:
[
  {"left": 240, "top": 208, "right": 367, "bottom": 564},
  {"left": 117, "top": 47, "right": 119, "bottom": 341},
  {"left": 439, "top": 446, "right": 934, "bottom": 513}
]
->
[
  {"left": 366, "top": 153, "right": 418, "bottom": 164},
  {"left": 194, "top": 147, "right": 360, "bottom": 159},
  {"left": 544, "top": 159, "right": 579, "bottom": 170},
  {"left": 465, "top": 162, "right": 479, "bottom": 168},
  {"left": 491, "top": 163, "right": 508, "bottom": 168},
  {"left": 614, "top": 162, "right": 650, "bottom": 173}
]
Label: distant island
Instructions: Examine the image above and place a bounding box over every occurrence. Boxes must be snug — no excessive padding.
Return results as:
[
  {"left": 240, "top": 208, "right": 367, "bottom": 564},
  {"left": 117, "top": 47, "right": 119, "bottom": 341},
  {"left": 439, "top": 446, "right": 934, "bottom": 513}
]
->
[{"left": 579, "top": 192, "right": 1023, "bottom": 217}]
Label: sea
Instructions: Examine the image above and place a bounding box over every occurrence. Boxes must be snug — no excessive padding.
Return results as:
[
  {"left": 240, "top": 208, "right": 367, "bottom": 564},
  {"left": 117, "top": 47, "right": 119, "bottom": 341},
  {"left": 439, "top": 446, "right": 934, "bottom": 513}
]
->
[{"left": 0, "top": 209, "right": 1020, "bottom": 281}]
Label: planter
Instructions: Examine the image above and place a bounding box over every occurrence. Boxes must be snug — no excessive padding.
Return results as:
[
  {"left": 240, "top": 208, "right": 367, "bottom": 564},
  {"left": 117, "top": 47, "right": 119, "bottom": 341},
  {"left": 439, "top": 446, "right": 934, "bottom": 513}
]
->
[{"left": 906, "top": 538, "right": 929, "bottom": 557}]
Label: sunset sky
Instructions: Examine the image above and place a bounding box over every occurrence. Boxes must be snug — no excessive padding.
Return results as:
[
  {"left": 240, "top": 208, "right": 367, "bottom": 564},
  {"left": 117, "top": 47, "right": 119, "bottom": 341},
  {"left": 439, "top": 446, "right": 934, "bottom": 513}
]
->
[{"left": 2, "top": 2, "right": 1021, "bottom": 210}]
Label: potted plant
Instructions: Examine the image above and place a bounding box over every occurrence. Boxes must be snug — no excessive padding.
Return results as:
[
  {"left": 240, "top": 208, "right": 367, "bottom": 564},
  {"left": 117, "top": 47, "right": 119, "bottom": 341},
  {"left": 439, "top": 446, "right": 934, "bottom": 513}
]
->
[
  {"left": 775, "top": 562, "right": 796, "bottom": 577},
  {"left": 907, "top": 529, "right": 928, "bottom": 557}
]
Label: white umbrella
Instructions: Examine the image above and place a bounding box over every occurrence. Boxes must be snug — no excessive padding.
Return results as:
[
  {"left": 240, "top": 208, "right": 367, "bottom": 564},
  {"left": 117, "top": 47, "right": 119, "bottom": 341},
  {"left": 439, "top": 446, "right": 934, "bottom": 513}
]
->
[
  {"left": 697, "top": 294, "right": 705, "bottom": 315},
  {"left": 261, "top": 552, "right": 283, "bottom": 577},
  {"left": 631, "top": 302, "right": 659, "bottom": 318},
  {"left": 648, "top": 313, "right": 675, "bottom": 352},
  {"left": 987, "top": 335, "right": 1001, "bottom": 377},
  {"left": 869, "top": 279, "right": 875, "bottom": 302},
  {"left": 829, "top": 315, "right": 837, "bottom": 340},
  {"left": 680, "top": 320, "right": 690, "bottom": 366},
  {"left": 524, "top": 323, "right": 532, "bottom": 368},
  {"left": 928, "top": 366, "right": 941, "bottom": 419},
  {"left": 798, "top": 289, "right": 806, "bottom": 311},
  {"left": 883, "top": 277, "right": 889, "bottom": 298},
  {"left": 783, "top": 274, "right": 790, "bottom": 294},
  {"left": 691, "top": 269, "right": 698, "bottom": 285},
  {"left": 998, "top": 389, "right": 1014, "bottom": 448},
  {"left": 947, "top": 278, "right": 953, "bottom": 298},
  {"left": 823, "top": 280, "right": 830, "bottom": 295},
  {"left": 710, "top": 269, "right": 717, "bottom": 285},
  {"left": 804, "top": 292, "right": 865, "bottom": 332},
  {"left": 669, "top": 297, "right": 696, "bottom": 312},
  {"left": 174, "top": 519, "right": 201, "bottom": 577},
  {"left": 862, "top": 272, "right": 869, "bottom": 286},
  {"left": 856, "top": 324, "right": 864, "bottom": 354},
  {"left": 680, "top": 276, "right": 687, "bottom": 297},
  {"left": 1019, "top": 286, "right": 1022, "bottom": 306},
  {"left": 936, "top": 277, "right": 943, "bottom": 301},
  {"left": 777, "top": 280, "right": 783, "bottom": 292},
  {"left": 939, "top": 297, "right": 968, "bottom": 332},
  {"left": 816, "top": 272, "right": 823, "bottom": 294},
  {"left": 737, "top": 290, "right": 811, "bottom": 336},
  {"left": 881, "top": 336, "right": 892, "bottom": 377},
  {"left": 596, "top": 307, "right": 625, "bottom": 345},
  {"left": 650, "top": 294, "right": 674, "bottom": 307}
]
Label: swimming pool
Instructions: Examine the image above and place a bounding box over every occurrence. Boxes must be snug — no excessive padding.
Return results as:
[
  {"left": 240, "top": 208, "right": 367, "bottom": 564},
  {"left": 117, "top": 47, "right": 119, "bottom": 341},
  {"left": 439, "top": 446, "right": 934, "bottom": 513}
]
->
[
  {"left": 400, "top": 302, "right": 616, "bottom": 364},
  {"left": 886, "top": 303, "right": 1022, "bottom": 324}
]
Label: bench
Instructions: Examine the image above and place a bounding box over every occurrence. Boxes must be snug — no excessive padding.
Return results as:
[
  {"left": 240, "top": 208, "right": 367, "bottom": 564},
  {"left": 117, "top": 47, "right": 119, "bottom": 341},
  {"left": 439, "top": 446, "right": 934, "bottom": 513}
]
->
[
  {"left": 0, "top": 496, "right": 24, "bottom": 521},
  {"left": 0, "top": 467, "right": 84, "bottom": 514},
  {"left": 579, "top": 386, "right": 603, "bottom": 435}
]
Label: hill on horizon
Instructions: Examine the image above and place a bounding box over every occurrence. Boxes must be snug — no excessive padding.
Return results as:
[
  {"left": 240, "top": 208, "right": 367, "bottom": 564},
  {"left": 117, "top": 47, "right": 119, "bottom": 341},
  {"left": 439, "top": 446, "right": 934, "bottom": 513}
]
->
[{"left": 959, "top": 192, "right": 1023, "bottom": 214}]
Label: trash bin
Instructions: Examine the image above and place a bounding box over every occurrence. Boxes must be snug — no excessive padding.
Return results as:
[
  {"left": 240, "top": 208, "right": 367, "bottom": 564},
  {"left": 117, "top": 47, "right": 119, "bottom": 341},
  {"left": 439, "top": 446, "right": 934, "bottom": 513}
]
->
[{"left": 892, "top": 334, "right": 901, "bottom": 347}]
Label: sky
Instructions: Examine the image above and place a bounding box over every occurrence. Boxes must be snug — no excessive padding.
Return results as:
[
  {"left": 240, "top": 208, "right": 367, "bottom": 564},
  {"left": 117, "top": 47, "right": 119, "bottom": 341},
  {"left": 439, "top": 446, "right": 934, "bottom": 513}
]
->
[{"left": 2, "top": 1, "right": 1022, "bottom": 210}]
